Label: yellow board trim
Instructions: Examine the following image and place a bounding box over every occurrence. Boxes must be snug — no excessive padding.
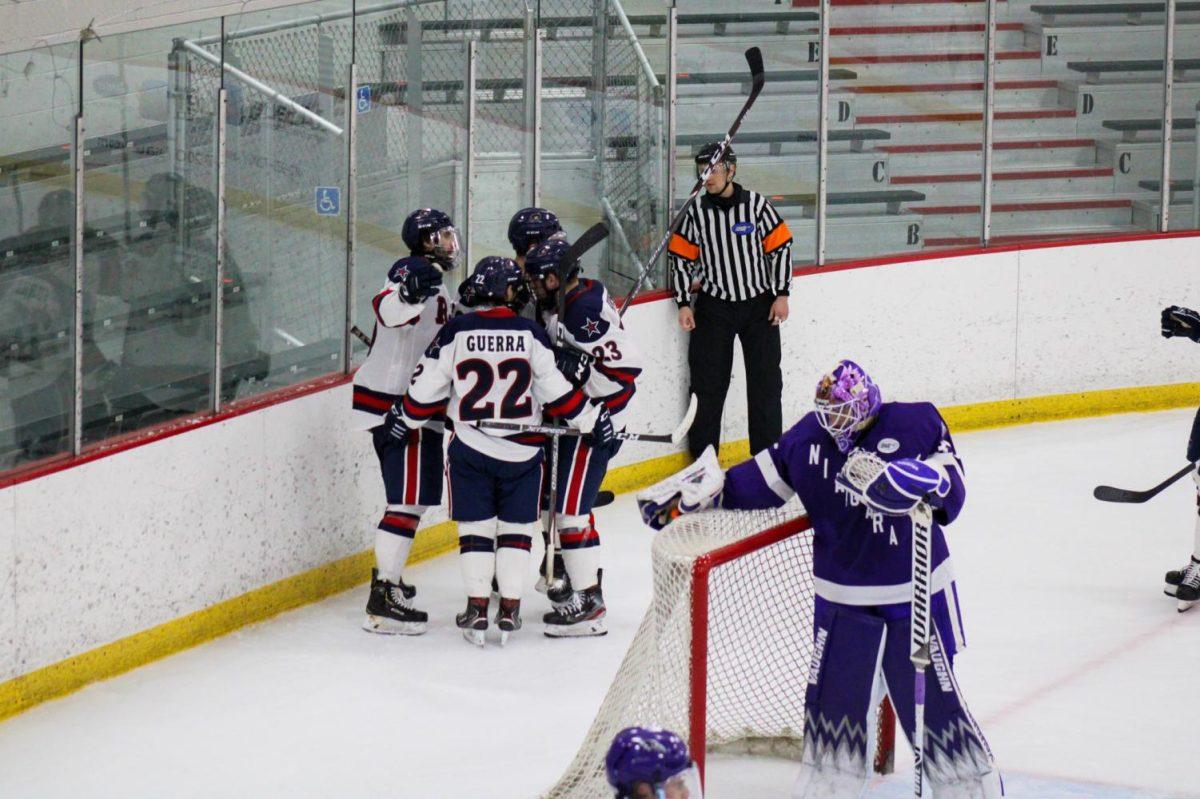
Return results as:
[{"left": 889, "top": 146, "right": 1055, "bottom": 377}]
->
[
  {"left": 0, "top": 520, "right": 458, "bottom": 723},
  {"left": 4, "top": 379, "right": 1200, "bottom": 723}
]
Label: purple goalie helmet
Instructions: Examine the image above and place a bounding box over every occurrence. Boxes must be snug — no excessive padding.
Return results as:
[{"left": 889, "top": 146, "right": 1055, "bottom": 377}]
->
[
  {"left": 606, "top": 727, "right": 702, "bottom": 799},
  {"left": 814, "top": 359, "right": 882, "bottom": 454}
]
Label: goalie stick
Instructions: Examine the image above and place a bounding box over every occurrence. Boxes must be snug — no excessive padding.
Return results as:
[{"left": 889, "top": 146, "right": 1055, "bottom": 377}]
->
[
  {"left": 480, "top": 393, "right": 698, "bottom": 446},
  {"left": 619, "top": 47, "right": 766, "bottom": 317},
  {"left": 1093, "top": 462, "right": 1196, "bottom": 504},
  {"left": 545, "top": 223, "right": 610, "bottom": 587},
  {"left": 840, "top": 451, "right": 934, "bottom": 798}
]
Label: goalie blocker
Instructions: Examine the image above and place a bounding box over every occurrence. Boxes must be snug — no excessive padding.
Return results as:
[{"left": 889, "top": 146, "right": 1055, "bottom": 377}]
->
[{"left": 639, "top": 360, "right": 1003, "bottom": 799}]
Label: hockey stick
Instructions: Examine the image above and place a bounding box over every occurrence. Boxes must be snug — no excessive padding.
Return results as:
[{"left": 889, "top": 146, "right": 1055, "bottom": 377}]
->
[
  {"left": 1093, "top": 462, "right": 1196, "bottom": 503},
  {"left": 909, "top": 501, "right": 934, "bottom": 798},
  {"left": 545, "top": 222, "right": 610, "bottom": 587},
  {"left": 480, "top": 393, "right": 698, "bottom": 446},
  {"left": 619, "top": 47, "right": 765, "bottom": 318},
  {"left": 350, "top": 325, "right": 373, "bottom": 347}
]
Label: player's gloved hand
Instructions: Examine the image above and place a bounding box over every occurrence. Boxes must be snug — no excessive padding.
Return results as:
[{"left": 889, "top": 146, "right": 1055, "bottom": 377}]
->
[
  {"left": 555, "top": 346, "right": 592, "bottom": 387},
  {"left": 586, "top": 404, "right": 617, "bottom": 452},
  {"left": 859, "top": 458, "right": 951, "bottom": 516},
  {"left": 637, "top": 446, "right": 724, "bottom": 530},
  {"left": 383, "top": 402, "right": 410, "bottom": 443},
  {"left": 1162, "top": 305, "right": 1200, "bottom": 341},
  {"left": 396, "top": 260, "right": 444, "bottom": 304}
]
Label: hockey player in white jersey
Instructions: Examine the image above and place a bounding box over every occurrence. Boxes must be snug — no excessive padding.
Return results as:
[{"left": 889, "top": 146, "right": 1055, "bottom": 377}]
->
[
  {"left": 352, "top": 208, "right": 458, "bottom": 635},
  {"left": 524, "top": 238, "right": 644, "bottom": 636},
  {"left": 390, "top": 256, "right": 614, "bottom": 646},
  {"left": 1161, "top": 304, "right": 1200, "bottom": 610}
]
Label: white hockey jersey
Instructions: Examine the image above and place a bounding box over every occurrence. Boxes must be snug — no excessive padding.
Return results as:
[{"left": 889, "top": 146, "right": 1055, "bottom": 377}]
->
[
  {"left": 539, "top": 279, "right": 644, "bottom": 429},
  {"left": 351, "top": 256, "right": 452, "bottom": 431},
  {"left": 399, "top": 306, "right": 599, "bottom": 462}
]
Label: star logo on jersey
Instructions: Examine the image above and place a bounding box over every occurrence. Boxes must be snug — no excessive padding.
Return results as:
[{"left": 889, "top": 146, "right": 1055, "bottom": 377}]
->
[
  {"left": 582, "top": 317, "right": 602, "bottom": 337},
  {"left": 393, "top": 265, "right": 410, "bottom": 282}
]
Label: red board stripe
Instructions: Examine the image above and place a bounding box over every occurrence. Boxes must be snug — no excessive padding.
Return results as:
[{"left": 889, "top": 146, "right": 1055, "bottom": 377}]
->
[
  {"left": 877, "top": 137, "right": 1093, "bottom": 154},
  {"left": 850, "top": 78, "right": 1056, "bottom": 94},
  {"left": 831, "top": 22, "right": 1023, "bottom": 35},
  {"left": 890, "top": 167, "right": 1112, "bottom": 184},
  {"left": 925, "top": 231, "right": 1123, "bottom": 248},
  {"left": 858, "top": 108, "right": 1074, "bottom": 124},
  {"left": 913, "top": 198, "right": 1132, "bottom": 215},
  {"left": 831, "top": 50, "right": 1038, "bottom": 65}
]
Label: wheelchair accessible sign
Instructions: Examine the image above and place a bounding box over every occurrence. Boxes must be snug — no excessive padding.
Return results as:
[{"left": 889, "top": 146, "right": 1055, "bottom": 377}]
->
[{"left": 315, "top": 186, "right": 341, "bottom": 216}]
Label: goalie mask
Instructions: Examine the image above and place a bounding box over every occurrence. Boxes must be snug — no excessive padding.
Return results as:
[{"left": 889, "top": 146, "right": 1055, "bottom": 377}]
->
[{"left": 814, "top": 359, "right": 881, "bottom": 454}]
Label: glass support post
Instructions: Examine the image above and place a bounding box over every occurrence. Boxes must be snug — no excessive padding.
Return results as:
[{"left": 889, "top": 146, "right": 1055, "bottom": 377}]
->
[
  {"left": 980, "top": 0, "right": 998, "bottom": 244},
  {"left": 816, "top": 0, "right": 830, "bottom": 265},
  {"left": 1161, "top": 0, "right": 1177, "bottom": 231}
]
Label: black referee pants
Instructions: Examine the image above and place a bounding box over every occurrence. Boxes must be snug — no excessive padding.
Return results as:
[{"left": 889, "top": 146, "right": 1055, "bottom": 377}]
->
[{"left": 686, "top": 292, "right": 783, "bottom": 460}]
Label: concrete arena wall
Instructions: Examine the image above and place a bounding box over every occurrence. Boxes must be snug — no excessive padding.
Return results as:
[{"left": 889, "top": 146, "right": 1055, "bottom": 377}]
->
[{"left": 2, "top": 234, "right": 1199, "bottom": 684}]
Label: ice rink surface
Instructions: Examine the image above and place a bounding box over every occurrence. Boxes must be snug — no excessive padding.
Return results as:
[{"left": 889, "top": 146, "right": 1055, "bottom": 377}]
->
[{"left": 2, "top": 409, "right": 1200, "bottom": 798}]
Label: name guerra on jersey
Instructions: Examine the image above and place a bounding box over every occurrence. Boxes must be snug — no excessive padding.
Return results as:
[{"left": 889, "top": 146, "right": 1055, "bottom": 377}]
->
[{"left": 464, "top": 333, "right": 529, "bottom": 353}]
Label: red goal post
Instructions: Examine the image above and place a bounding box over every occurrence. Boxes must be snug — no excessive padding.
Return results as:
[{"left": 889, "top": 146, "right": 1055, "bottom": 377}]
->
[{"left": 544, "top": 506, "right": 895, "bottom": 798}]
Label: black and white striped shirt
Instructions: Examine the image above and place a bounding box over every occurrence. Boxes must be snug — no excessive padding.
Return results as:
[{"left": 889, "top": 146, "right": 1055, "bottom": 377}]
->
[{"left": 668, "top": 184, "right": 793, "bottom": 306}]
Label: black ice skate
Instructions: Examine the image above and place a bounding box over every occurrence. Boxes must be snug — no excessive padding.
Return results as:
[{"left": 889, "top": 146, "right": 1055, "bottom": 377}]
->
[
  {"left": 456, "top": 597, "right": 490, "bottom": 647},
  {"left": 363, "top": 568, "right": 428, "bottom": 635},
  {"left": 543, "top": 584, "right": 607, "bottom": 638},
  {"left": 496, "top": 598, "right": 522, "bottom": 646},
  {"left": 1176, "top": 557, "right": 1200, "bottom": 612}
]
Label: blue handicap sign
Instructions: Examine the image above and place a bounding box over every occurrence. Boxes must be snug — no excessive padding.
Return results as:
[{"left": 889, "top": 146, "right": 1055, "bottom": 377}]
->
[
  {"left": 356, "top": 85, "right": 371, "bottom": 114},
  {"left": 315, "top": 186, "right": 341, "bottom": 216}
]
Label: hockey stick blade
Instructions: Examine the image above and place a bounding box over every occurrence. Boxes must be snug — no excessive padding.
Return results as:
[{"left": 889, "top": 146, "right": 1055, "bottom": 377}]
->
[
  {"left": 745, "top": 46, "right": 765, "bottom": 94},
  {"left": 1093, "top": 462, "right": 1195, "bottom": 503},
  {"left": 670, "top": 393, "right": 698, "bottom": 445},
  {"left": 561, "top": 222, "right": 609, "bottom": 272}
]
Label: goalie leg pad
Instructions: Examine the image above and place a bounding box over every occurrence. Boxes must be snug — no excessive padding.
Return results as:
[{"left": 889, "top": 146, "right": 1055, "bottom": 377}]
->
[
  {"left": 880, "top": 600, "right": 1001, "bottom": 796},
  {"left": 792, "top": 600, "right": 888, "bottom": 799}
]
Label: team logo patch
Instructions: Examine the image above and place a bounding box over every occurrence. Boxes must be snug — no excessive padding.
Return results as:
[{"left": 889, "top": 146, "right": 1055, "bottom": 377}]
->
[
  {"left": 877, "top": 438, "right": 899, "bottom": 454},
  {"left": 576, "top": 315, "right": 610, "bottom": 343},
  {"left": 731, "top": 221, "right": 755, "bottom": 236}
]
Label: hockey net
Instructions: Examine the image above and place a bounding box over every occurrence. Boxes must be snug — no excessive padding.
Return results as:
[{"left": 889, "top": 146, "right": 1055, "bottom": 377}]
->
[{"left": 544, "top": 502, "right": 895, "bottom": 798}]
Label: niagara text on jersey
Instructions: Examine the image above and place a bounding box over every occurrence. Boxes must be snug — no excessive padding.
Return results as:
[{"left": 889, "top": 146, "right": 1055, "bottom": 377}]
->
[{"left": 399, "top": 307, "right": 598, "bottom": 462}]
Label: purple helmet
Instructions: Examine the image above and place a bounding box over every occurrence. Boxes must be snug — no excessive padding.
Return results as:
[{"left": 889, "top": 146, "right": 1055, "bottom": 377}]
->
[
  {"left": 814, "top": 359, "right": 882, "bottom": 454},
  {"left": 606, "top": 727, "right": 696, "bottom": 798}
]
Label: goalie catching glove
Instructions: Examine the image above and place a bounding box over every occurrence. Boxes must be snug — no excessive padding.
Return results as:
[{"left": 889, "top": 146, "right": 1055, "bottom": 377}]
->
[
  {"left": 636, "top": 446, "right": 724, "bottom": 530},
  {"left": 837, "top": 452, "right": 951, "bottom": 516}
]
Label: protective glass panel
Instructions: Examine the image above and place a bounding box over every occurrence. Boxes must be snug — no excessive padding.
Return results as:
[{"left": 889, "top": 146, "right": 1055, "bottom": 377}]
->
[
  {"left": 823, "top": 0, "right": 985, "bottom": 259},
  {"left": 1166, "top": 7, "right": 1200, "bottom": 231},
  {"left": 81, "top": 22, "right": 220, "bottom": 445},
  {"left": 0, "top": 43, "right": 78, "bottom": 470},
  {"left": 219, "top": 0, "right": 352, "bottom": 399},
  {"left": 991, "top": 5, "right": 1164, "bottom": 243}
]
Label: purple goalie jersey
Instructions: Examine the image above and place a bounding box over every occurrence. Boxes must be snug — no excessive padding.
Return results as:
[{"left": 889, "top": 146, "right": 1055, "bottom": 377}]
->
[{"left": 720, "top": 402, "right": 966, "bottom": 608}]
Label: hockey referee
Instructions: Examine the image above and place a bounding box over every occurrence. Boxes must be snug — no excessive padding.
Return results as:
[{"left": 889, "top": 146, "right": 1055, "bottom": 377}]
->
[{"left": 669, "top": 142, "right": 793, "bottom": 460}]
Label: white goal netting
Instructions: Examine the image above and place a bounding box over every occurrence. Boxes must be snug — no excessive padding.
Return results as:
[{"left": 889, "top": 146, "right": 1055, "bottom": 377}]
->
[{"left": 544, "top": 501, "right": 824, "bottom": 798}]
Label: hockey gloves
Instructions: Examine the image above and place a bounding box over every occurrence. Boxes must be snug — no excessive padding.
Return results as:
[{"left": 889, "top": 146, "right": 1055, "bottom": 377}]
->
[
  {"left": 383, "top": 402, "right": 411, "bottom": 443},
  {"left": 555, "top": 346, "right": 592, "bottom": 388},
  {"left": 637, "top": 446, "right": 725, "bottom": 530},
  {"left": 396, "top": 260, "right": 444, "bottom": 304},
  {"left": 587, "top": 405, "right": 617, "bottom": 452},
  {"left": 856, "top": 458, "right": 951, "bottom": 516},
  {"left": 1162, "top": 305, "right": 1200, "bottom": 342}
]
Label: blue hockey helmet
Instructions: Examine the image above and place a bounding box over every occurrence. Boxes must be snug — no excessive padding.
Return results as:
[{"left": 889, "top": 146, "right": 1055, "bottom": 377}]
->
[
  {"left": 507, "top": 206, "right": 564, "bottom": 255},
  {"left": 605, "top": 727, "right": 702, "bottom": 799},
  {"left": 458, "top": 256, "right": 530, "bottom": 313},
  {"left": 401, "top": 208, "right": 459, "bottom": 263},
  {"left": 524, "top": 238, "right": 579, "bottom": 282}
]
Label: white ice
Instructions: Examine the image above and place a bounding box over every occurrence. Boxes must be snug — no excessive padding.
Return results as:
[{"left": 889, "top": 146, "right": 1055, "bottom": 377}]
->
[{"left": 1, "top": 409, "right": 1199, "bottom": 798}]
